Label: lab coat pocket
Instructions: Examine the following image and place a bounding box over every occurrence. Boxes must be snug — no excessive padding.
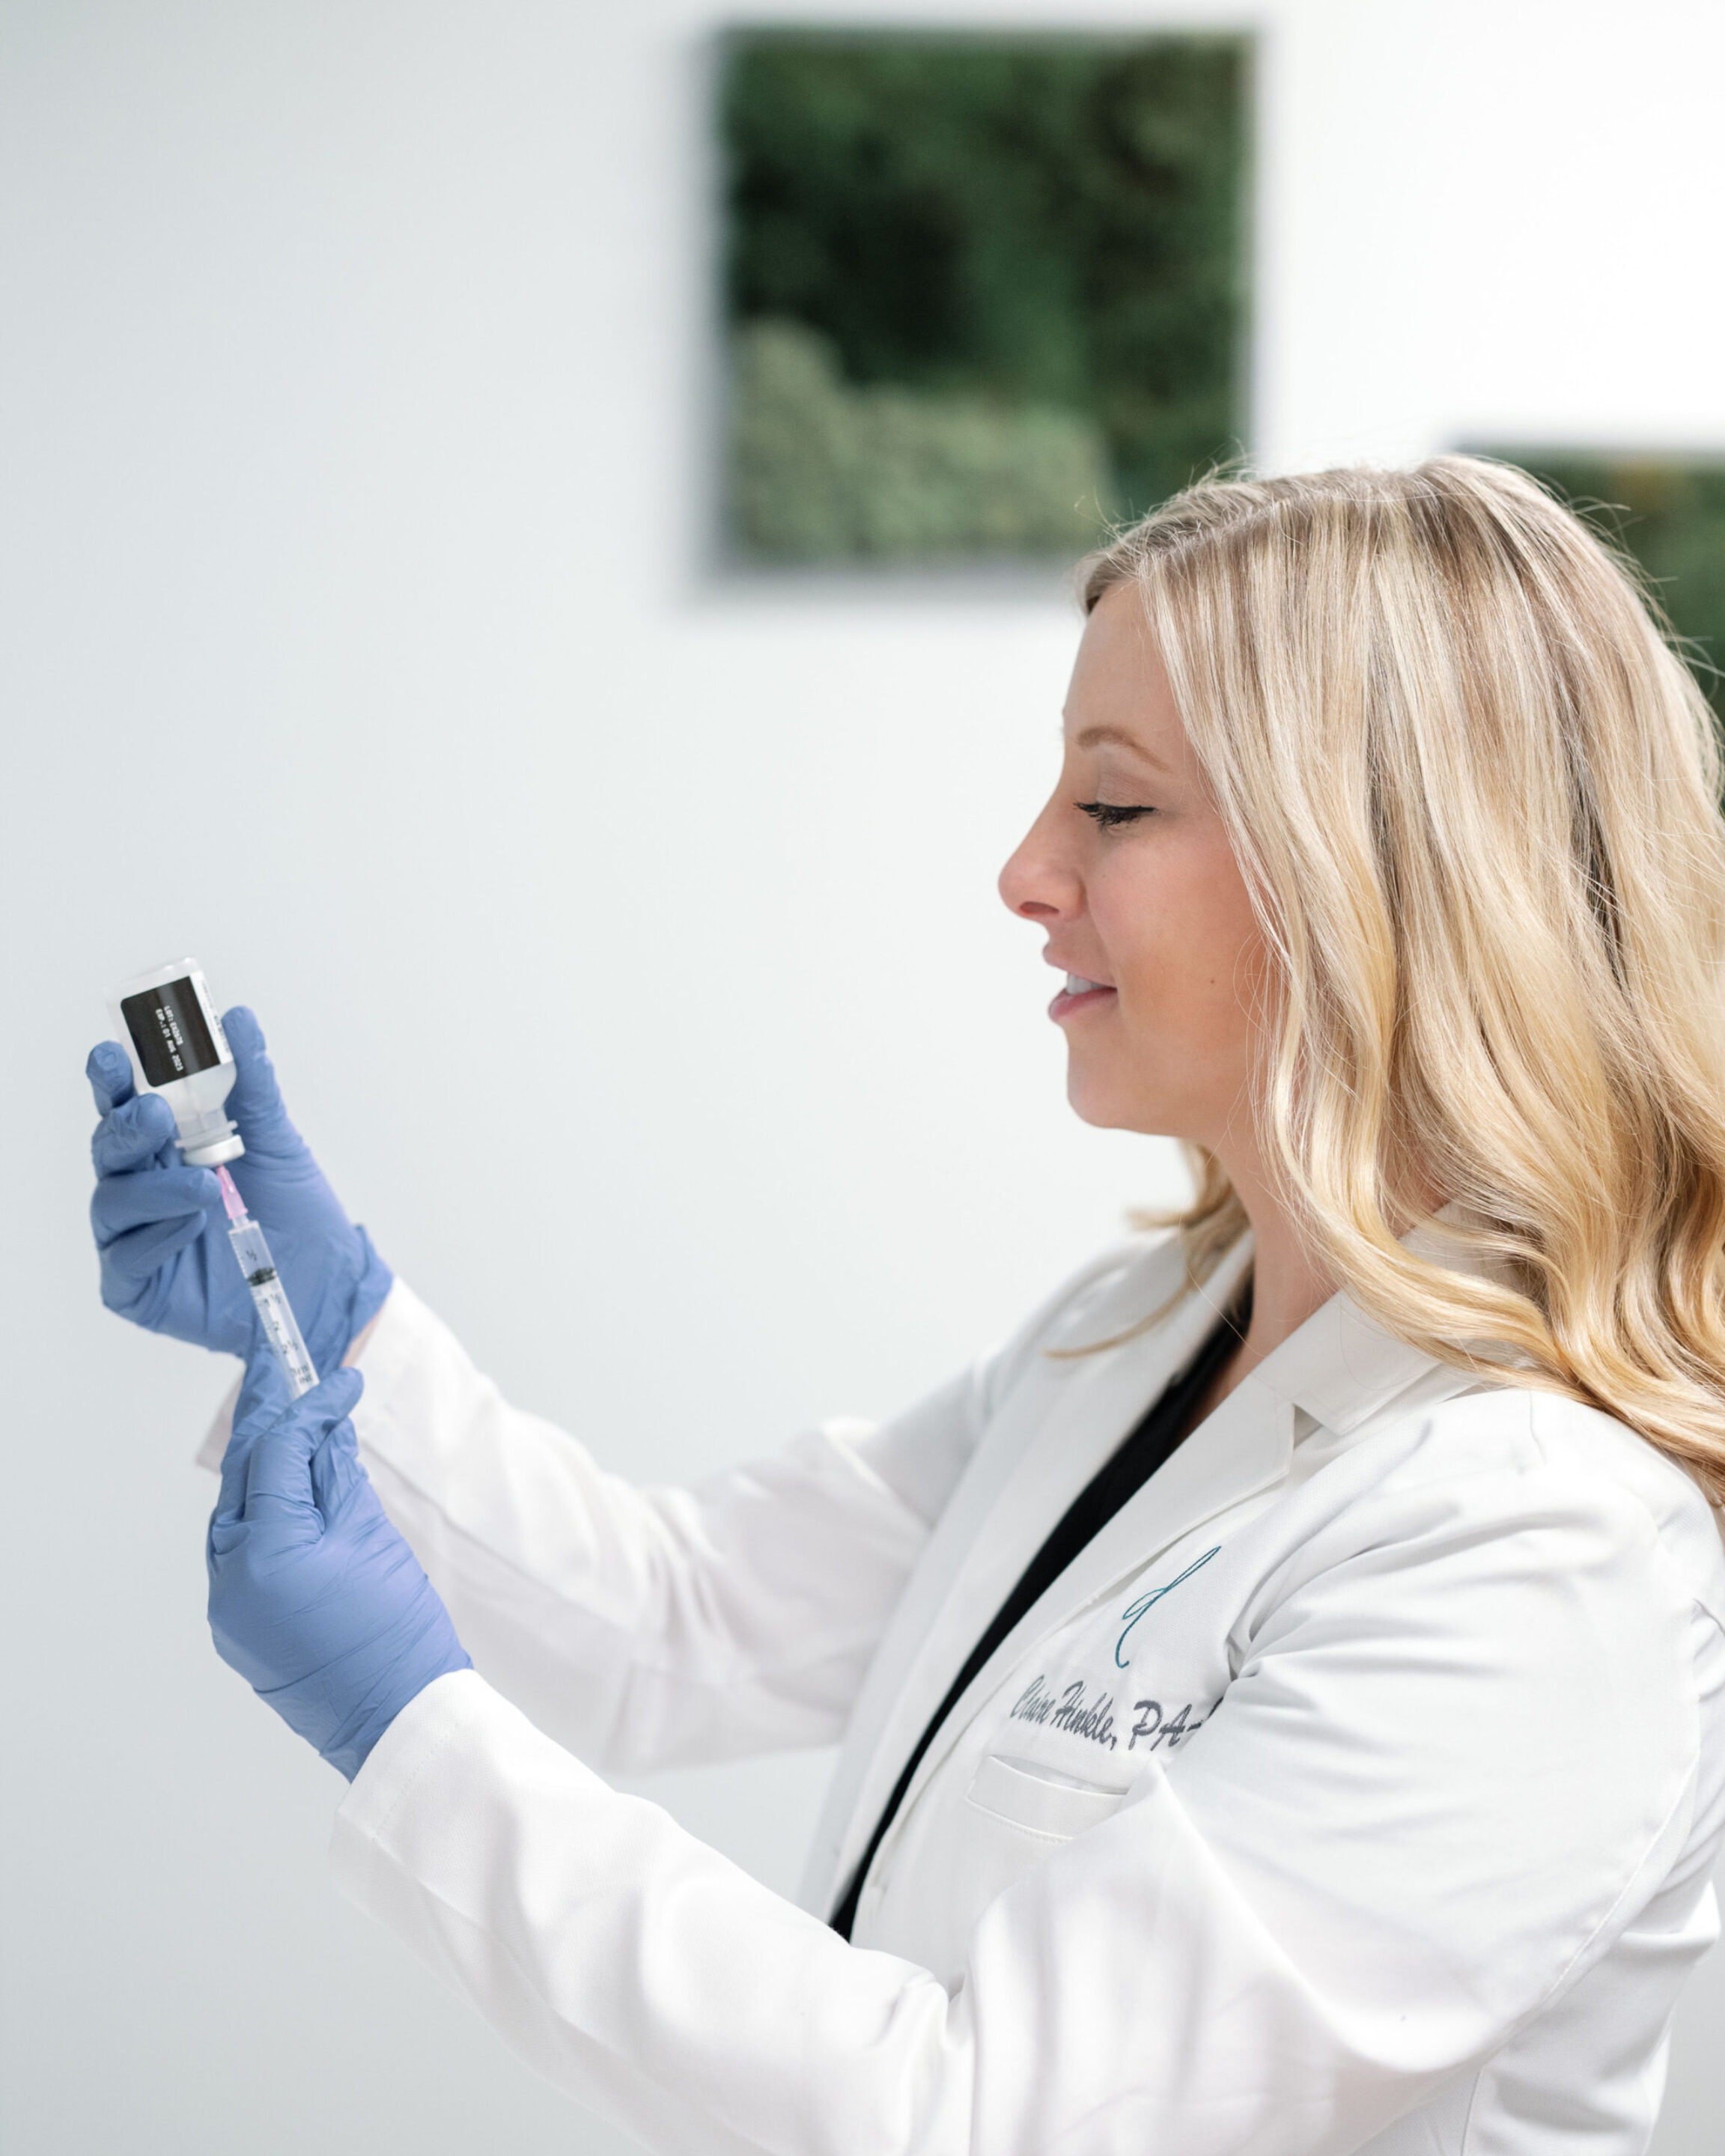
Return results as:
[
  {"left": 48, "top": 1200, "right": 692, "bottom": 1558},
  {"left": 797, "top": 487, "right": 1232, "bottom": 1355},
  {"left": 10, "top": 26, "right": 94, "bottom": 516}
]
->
[
  {"left": 964, "top": 1754, "right": 1128, "bottom": 1842},
  {"left": 869, "top": 1755, "right": 1134, "bottom": 1977}
]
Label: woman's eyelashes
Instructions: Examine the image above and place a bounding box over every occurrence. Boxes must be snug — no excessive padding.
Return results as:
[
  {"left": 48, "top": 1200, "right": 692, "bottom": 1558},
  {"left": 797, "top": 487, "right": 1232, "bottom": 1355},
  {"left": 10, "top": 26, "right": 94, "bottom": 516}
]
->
[{"left": 1077, "top": 800, "right": 1157, "bottom": 829}]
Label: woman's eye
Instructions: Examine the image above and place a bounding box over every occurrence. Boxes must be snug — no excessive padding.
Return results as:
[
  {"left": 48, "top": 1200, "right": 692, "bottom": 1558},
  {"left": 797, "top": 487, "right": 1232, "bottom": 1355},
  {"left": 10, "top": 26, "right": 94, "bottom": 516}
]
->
[{"left": 1076, "top": 800, "right": 1156, "bottom": 829}]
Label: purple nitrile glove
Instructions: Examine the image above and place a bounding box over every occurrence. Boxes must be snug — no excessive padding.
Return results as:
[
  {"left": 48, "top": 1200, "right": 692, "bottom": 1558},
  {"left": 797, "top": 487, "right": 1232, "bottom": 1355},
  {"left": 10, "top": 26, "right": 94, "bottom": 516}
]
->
[
  {"left": 88, "top": 1005, "right": 391, "bottom": 1373},
  {"left": 208, "top": 1364, "right": 469, "bottom": 1779}
]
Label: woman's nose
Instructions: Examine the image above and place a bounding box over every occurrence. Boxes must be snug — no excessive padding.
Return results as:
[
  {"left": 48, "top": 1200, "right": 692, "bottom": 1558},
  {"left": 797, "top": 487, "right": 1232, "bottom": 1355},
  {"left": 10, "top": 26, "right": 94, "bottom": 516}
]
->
[{"left": 998, "top": 805, "right": 1081, "bottom": 922}]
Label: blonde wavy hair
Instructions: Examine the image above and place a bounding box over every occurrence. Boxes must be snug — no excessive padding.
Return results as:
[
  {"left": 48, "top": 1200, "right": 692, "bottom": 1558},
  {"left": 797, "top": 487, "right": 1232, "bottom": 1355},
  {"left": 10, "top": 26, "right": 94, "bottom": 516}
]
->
[{"left": 1085, "top": 455, "right": 1725, "bottom": 1504}]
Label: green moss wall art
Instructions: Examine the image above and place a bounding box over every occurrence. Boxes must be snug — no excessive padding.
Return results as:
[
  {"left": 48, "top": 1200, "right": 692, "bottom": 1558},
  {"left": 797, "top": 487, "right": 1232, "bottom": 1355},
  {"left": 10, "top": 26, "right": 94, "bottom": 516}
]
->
[
  {"left": 1488, "top": 454, "right": 1725, "bottom": 721},
  {"left": 719, "top": 30, "right": 1251, "bottom": 567}
]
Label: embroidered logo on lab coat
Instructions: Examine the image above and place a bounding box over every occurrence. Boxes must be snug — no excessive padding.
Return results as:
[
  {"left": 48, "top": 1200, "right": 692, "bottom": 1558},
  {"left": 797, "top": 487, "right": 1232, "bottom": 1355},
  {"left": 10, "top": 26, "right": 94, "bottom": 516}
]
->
[
  {"left": 1003, "top": 1547, "right": 1226, "bottom": 1757},
  {"left": 1114, "top": 1547, "right": 1220, "bottom": 1667}
]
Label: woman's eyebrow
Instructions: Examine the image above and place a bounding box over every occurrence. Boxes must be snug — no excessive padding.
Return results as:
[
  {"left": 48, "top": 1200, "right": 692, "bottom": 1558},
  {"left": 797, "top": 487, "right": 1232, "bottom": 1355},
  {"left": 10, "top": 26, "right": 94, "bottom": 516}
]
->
[{"left": 1071, "top": 722, "right": 1172, "bottom": 771}]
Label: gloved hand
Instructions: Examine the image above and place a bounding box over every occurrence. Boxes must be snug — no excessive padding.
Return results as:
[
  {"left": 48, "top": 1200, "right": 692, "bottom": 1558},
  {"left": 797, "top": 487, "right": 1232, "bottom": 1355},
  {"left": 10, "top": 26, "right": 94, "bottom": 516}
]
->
[
  {"left": 88, "top": 1007, "right": 392, "bottom": 1373},
  {"left": 208, "top": 1365, "right": 470, "bottom": 1779}
]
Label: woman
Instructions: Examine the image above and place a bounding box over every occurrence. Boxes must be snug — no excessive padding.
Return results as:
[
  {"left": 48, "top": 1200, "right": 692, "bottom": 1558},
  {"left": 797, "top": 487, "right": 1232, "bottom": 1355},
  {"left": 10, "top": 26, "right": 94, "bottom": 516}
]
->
[{"left": 88, "top": 458, "right": 1725, "bottom": 2156}]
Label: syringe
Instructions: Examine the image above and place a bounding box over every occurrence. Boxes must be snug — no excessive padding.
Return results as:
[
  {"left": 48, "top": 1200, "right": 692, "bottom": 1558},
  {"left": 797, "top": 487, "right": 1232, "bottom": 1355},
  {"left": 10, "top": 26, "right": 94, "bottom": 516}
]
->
[{"left": 213, "top": 1166, "right": 318, "bottom": 1398}]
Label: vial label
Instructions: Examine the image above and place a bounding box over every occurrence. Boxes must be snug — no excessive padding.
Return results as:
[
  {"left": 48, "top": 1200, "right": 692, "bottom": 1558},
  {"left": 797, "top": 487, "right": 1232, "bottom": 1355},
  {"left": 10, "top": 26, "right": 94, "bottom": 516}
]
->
[
  {"left": 187, "top": 969, "right": 231, "bottom": 1062},
  {"left": 121, "top": 976, "right": 223, "bottom": 1087}
]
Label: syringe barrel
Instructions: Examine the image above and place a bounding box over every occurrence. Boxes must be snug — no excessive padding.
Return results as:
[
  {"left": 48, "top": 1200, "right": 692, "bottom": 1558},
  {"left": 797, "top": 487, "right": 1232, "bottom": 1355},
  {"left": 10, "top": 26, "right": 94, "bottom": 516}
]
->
[
  {"left": 227, "top": 1217, "right": 319, "bottom": 1399},
  {"left": 226, "top": 1215, "right": 273, "bottom": 1280}
]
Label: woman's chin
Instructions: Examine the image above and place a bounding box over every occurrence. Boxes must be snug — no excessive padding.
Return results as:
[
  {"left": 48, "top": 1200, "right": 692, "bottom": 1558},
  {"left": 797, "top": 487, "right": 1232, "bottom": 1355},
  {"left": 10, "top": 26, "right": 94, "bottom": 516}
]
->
[
  {"left": 1063, "top": 1056, "right": 1191, "bottom": 1140},
  {"left": 1065, "top": 1065, "right": 1146, "bottom": 1133}
]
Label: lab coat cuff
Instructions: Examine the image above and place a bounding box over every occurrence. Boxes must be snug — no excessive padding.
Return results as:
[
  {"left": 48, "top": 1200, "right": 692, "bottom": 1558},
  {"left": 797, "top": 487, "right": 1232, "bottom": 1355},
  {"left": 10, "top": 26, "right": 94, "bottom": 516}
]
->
[
  {"left": 194, "top": 1275, "right": 414, "bottom": 1472},
  {"left": 328, "top": 1668, "right": 609, "bottom": 1925},
  {"left": 333, "top": 1667, "right": 496, "bottom": 1854}
]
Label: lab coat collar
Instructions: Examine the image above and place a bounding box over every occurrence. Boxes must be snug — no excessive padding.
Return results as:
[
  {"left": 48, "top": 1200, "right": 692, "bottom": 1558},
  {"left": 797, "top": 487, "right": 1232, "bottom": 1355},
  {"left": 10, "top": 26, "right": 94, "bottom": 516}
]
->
[
  {"left": 1247, "top": 1282, "right": 1436, "bottom": 1437},
  {"left": 1247, "top": 1208, "right": 1502, "bottom": 1437},
  {"left": 1046, "top": 1203, "right": 1498, "bottom": 1445}
]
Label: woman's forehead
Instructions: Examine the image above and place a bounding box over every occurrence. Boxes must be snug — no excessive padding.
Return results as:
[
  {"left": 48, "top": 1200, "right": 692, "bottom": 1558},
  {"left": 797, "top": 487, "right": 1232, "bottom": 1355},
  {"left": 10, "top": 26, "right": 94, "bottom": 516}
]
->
[
  {"left": 1066, "top": 597, "right": 1187, "bottom": 768},
  {"left": 1068, "top": 722, "right": 1175, "bottom": 776}
]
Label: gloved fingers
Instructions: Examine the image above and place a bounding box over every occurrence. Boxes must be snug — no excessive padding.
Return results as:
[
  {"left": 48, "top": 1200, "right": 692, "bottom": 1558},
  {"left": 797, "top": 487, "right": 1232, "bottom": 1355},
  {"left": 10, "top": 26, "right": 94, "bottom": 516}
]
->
[
  {"left": 309, "top": 1410, "right": 370, "bottom": 1519},
  {"left": 95, "top": 1215, "right": 210, "bottom": 1301},
  {"left": 222, "top": 1008, "right": 302, "bottom": 1154},
  {"left": 243, "top": 1428, "right": 333, "bottom": 1539},
  {"left": 86, "top": 1041, "right": 136, "bottom": 1115},
  {"left": 213, "top": 1347, "right": 296, "bottom": 1535},
  {"left": 243, "top": 1368, "right": 365, "bottom": 1532},
  {"left": 231, "top": 1346, "right": 326, "bottom": 1446},
  {"left": 233, "top": 1340, "right": 295, "bottom": 1435},
  {"left": 89, "top": 1156, "right": 218, "bottom": 1246},
  {"left": 89, "top": 1090, "right": 182, "bottom": 1179},
  {"left": 212, "top": 1422, "right": 258, "bottom": 1535}
]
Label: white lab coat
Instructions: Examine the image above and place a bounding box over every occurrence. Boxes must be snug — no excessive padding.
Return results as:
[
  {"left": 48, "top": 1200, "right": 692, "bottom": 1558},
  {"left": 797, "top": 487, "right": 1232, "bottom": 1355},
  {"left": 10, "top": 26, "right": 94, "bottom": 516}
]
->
[{"left": 217, "top": 1226, "right": 1725, "bottom": 2156}]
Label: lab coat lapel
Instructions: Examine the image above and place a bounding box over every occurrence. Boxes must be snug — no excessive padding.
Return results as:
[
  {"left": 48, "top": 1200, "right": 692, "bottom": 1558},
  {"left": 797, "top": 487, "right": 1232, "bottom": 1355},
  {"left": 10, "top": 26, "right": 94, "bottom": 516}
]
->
[
  {"left": 810, "top": 1235, "right": 1254, "bottom": 1909},
  {"left": 1030, "top": 1368, "right": 1294, "bottom": 1642},
  {"left": 869, "top": 1368, "right": 1294, "bottom": 1869},
  {"left": 813, "top": 1219, "right": 1504, "bottom": 1915},
  {"left": 856, "top": 1268, "right": 1493, "bottom": 1886}
]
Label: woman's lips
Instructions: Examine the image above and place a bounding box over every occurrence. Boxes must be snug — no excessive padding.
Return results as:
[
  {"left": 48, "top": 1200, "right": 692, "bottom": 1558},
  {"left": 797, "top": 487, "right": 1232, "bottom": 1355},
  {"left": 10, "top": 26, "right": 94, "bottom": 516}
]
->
[{"left": 1049, "top": 977, "right": 1119, "bottom": 1023}]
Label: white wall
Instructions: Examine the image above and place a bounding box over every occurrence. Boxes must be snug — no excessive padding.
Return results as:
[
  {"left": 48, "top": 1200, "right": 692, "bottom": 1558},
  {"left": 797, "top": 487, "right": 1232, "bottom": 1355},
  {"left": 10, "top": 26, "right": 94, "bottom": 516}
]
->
[{"left": 2, "top": 2, "right": 1722, "bottom": 2149}]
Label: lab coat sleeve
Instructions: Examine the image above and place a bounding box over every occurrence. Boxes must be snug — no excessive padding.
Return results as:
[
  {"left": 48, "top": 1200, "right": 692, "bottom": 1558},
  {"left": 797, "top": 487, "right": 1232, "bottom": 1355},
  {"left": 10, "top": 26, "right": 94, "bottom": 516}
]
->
[
  {"left": 327, "top": 1421, "right": 1715, "bottom": 2156},
  {"left": 239, "top": 1246, "right": 1131, "bottom": 1775},
  {"left": 322, "top": 1279, "right": 972, "bottom": 1773},
  {"left": 197, "top": 1243, "right": 1153, "bottom": 1773}
]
